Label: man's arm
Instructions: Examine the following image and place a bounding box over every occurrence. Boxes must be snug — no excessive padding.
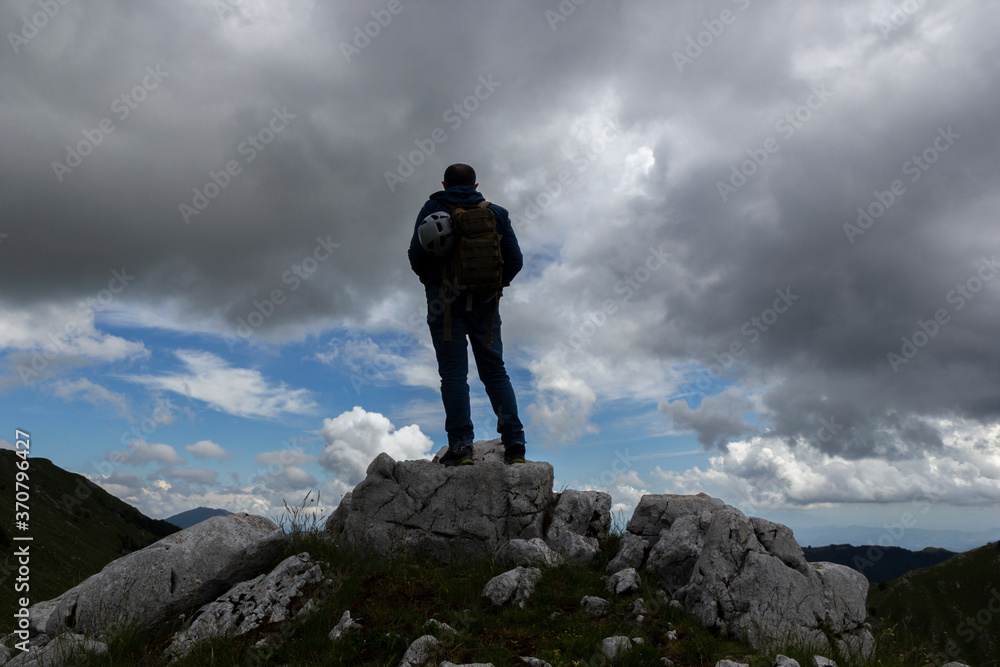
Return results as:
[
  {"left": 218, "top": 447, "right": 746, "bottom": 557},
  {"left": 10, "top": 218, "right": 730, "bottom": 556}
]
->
[
  {"left": 492, "top": 204, "right": 522, "bottom": 286},
  {"left": 408, "top": 202, "right": 437, "bottom": 283}
]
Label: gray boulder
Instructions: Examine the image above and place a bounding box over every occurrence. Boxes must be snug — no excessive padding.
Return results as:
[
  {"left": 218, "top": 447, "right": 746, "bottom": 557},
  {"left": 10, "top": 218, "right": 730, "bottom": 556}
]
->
[
  {"left": 2, "top": 632, "right": 107, "bottom": 667},
  {"left": 544, "top": 489, "right": 609, "bottom": 565},
  {"left": 580, "top": 595, "right": 610, "bottom": 616},
  {"left": 481, "top": 567, "right": 543, "bottom": 608},
  {"left": 606, "top": 567, "right": 641, "bottom": 596},
  {"left": 546, "top": 489, "right": 612, "bottom": 541},
  {"left": 626, "top": 492, "right": 726, "bottom": 546},
  {"left": 397, "top": 634, "right": 438, "bottom": 667},
  {"left": 606, "top": 531, "right": 650, "bottom": 573},
  {"left": 495, "top": 538, "right": 564, "bottom": 569},
  {"left": 600, "top": 636, "right": 632, "bottom": 660},
  {"left": 164, "top": 552, "right": 323, "bottom": 660},
  {"left": 328, "top": 610, "right": 362, "bottom": 642},
  {"left": 773, "top": 656, "right": 801, "bottom": 667},
  {"left": 635, "top": 495, "right": 873, "bottom": 658},
  {"left": 327, "top": 443, "right": 553, "bottom": 563},
  {"left": 36, "top": 513, "right": 285, "bottom": 640}
]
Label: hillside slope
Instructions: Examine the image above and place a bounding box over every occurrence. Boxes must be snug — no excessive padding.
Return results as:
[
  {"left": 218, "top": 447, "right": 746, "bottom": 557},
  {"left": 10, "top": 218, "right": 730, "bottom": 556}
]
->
[
  {"left": 867, "top": 540, "right": 1000, "bottom": 667},
  {"left": 0, "top": 449, "right": 179, "bottom": 626},
  {"left": 802, "top": 543, "right": 956, "bottom": 583}
]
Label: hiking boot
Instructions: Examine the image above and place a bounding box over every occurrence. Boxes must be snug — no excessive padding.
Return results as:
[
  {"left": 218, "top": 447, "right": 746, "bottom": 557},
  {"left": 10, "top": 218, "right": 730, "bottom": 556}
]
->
[
  {"left": 439, "top": 444, "right": 474, "bottom": 467},
  {"left": 503, "top": 443, "right": 526, "bottom": 464}
]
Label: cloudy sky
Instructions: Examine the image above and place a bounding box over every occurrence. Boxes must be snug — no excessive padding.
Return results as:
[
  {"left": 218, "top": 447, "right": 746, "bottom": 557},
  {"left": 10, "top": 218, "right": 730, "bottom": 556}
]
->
[{"left": 3, "top": 0, "right": 999, "bottom": 543}]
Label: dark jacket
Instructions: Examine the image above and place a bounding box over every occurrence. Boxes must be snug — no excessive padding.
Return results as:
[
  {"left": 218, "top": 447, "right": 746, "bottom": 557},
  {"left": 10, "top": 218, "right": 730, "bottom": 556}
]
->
[{"left": 408, "top": 185, "right": 523, "bottom": 288}]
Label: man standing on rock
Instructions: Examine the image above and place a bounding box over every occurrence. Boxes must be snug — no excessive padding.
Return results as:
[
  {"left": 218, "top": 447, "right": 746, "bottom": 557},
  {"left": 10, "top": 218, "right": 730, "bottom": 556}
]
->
[{"left": 408, "top": 163, "right": 526, "bottom": 466}]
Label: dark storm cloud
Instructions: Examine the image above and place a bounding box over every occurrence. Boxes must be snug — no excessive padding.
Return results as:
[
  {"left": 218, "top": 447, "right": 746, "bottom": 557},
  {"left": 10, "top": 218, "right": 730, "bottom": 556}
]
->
[{"left": 3, "top": 0, "right": 999, "bottom": 464}]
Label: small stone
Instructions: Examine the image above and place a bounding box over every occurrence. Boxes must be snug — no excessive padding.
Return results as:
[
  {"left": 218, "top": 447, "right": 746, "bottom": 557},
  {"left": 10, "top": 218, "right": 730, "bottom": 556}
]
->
[
  {"left": 773, "top": 655, "right": 801, "bottom": 667},
  {"left": 601, "top": 635, "right": 632, "bottom": 660},
  {"left": 397, "top": 634, "right": 439, "bottom": 667},
  {"left": 580, "top": 595, "right": 611, "bottom": 616},
  {"left": 481, "top": 567, "right": 542, "bottom": 608},
  {"left": 606, "top": 567, "right": 641, "bottom": 595},
  {"left": 811, "top": 657, "right": 837, "bottom": 667},
  {"left": 328, "top": 610, "right": 362, "bottom": 642}
]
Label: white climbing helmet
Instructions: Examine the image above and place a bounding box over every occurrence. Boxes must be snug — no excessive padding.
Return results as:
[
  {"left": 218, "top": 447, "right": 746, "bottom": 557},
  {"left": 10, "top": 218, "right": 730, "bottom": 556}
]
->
[{"left": 418, "top": 211, "right": 454, "bottom": 257}]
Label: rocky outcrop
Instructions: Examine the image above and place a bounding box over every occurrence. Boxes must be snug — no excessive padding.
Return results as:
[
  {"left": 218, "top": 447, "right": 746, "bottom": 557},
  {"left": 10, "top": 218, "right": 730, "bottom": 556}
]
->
[
  {"left": 34, "top": 513, "right": 285, "bottom": 640},
  {"left": 164, "top": 552, "right": 324, "bottom": 660},
  {"left": 612, "top": 495, "right": 874, "bottom": 658},
  {"left": 326, "top": 441, "right": 554, "bottom": 564}
]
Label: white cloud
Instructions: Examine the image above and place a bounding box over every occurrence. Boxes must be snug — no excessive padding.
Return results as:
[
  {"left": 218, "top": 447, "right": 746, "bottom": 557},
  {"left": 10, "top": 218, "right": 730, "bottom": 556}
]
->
[
  {"left": 115, "top": 439, "right": 185, "bottom": 466},
  {"left": 185, "top": 439, "right": 229, "bottom": 460},
  {"left": 122, "top": 349, "right": 317, "bottom": 419},
  {"left": 0, "top": 301, "right": 147, "bottom": 386},
  {"left": 319, "top": 406, "right": 434, "bottom": 482},
  {"left": 166, "top": 467, "right": 219, "bottom": 485},
  {"left": 254, "top": 447, "right": 313, "bottom": 467},
  {"left": 51, "top": 378, "right": 131, "bottom": 418},
  {"left": 268, "top": 466, "right": 318, "bottom": 492},
  {"left": 654, "top": 418, "right": 1000, "bottom": 511}
]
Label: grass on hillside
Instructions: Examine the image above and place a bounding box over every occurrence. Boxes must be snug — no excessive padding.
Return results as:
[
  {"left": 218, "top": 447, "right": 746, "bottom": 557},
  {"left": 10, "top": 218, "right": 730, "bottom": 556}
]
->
[
  {"left": 867, "top": 540, "right": 1000, "bottom": 667},
  {"left": 0, "top": 451, "right": 179, "bottom": 625},
  {"left": 2, "top": 511, "right": 968, "bottom": 667}
]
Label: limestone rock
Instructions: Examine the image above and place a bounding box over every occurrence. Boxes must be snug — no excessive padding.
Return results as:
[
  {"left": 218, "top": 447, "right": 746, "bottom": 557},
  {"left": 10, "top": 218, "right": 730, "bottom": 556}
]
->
[
  {"left": 606, "top": 567, "right": 641, "bottom": 595},
  {"left": 626, "top": 492, "right": 726, "bottom": 546},
  {"left": 606, "top": 531, "right": 650, "bottom": 573},
  {"left": 328, "top": 610, "right": 362, "bottom": 642},
  {"left": 495, "top": 538, "right": 564, "bottom": 569},
  {"left": 481, "top": 567, "right": 542, "bottom": 608},
  {"left": 519, "top": 657, "right": 553, "bottom": 667},
  {"left": 327, "top": 445, "right": 553, "bottom": 563},
  {"left": 580, "top": 595, "right": 610, "bottom": 616},
  {"left": 715, "top": 661, "right": 749, "bottom": 667},
  {"left": 634, "top": 494, "right": 873, "bottom": 658},
  {"left": 600, "top": 636, "right": 632, "bottom": 660},
  {"left": 773, "top": 656, "right": 801, "bottom": 667},
  {"left": 546, "top": 489, "right": 611, "bottom": 541},
  {"left": 37, "top": 513, "right": 285, "bottom": 639},
  {"left": 2, "top": 632, "right": 107, "bottom": 667},
  {"left": 397, "top": 634, "right": 438, "bottom": 667},
  {"left": 811, "top": 658, "right": 836, "bottom": 667},
  {"left": 547, "top": 529, "right": 599, "bottom": 566},
  {"left": 165, "top": 552, "right": 323, "bottom": 660}
]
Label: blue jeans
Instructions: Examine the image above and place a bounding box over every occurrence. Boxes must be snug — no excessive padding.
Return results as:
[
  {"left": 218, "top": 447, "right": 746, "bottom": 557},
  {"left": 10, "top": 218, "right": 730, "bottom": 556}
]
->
[{"left": 426, "top": 287, "right": 525, "bottom": 449}]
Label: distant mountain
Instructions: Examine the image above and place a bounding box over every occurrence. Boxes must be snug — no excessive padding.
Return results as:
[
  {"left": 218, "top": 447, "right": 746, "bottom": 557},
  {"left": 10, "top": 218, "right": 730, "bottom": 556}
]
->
[
  {"left": 0, "top": 450, "right": 179, "bottom": 628},
  {"left": 166, "top": 506, "right": 233, "bottom": 529},
  {"left": 867, "top": 540, "right": 1000, "bottom": 667},
  {"left": 802, "top": 543, "right": 955, "bottom": 583},
  {"left": 794, "top": 524, "right": 1000, "bottom": 552}
]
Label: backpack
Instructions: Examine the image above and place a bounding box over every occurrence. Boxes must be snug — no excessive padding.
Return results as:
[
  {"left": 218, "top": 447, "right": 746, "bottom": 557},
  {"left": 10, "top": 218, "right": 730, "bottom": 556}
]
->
[{"left": 440, "top": 200, "right": 504, "bottom": 343}]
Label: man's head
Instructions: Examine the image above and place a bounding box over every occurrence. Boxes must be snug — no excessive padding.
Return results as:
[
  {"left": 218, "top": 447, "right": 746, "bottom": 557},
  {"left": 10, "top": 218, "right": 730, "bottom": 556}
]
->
[{"left": 443, "top": 163, "right": 477, "bottom": 190}]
